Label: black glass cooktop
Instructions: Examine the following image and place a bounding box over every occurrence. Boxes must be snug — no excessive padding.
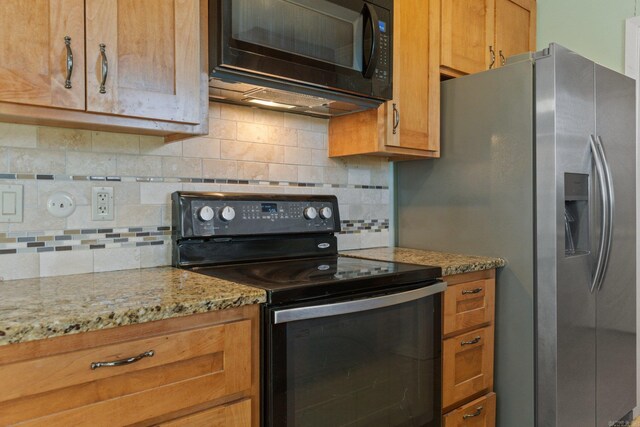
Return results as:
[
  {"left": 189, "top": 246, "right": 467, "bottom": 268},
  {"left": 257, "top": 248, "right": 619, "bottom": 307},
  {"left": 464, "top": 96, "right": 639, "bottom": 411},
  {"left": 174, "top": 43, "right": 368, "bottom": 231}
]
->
[{"left": 192, "top": 255, "right": 442, "bottom": 304}]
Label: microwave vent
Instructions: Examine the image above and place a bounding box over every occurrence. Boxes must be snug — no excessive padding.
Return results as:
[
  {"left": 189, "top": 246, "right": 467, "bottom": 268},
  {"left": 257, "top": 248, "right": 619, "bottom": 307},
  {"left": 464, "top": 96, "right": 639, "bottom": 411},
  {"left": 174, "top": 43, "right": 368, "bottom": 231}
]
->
[{"left": 243, "top": 87, "right": 329, "bottom": 108}]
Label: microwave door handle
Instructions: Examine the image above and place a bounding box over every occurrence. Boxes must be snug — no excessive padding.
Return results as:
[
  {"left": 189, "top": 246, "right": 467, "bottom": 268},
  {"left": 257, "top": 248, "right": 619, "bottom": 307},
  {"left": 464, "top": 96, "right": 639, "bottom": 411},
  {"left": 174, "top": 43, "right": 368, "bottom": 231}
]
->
[
  {"left": 589, "top": 135, "right": 609, "bottom": 293},
  {"left": 595, "top": 136, "right": 615, "bottom": 291},
  {"left": 273, "top": 282, "right": 447, "bottom": 324},
  {"left": 362, "top": 3, "right": 380, "bottom": 79}
]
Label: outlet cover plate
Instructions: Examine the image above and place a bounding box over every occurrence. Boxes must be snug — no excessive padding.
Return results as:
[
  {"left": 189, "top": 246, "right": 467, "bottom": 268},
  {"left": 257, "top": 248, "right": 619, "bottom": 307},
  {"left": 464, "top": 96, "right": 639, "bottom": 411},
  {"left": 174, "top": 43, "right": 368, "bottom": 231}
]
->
[
  {"left": 92, "top": 187, "right": 114, "bottom": 221},
  {"left": 0, "top": 184, "right": 23, "bottom": 223},
  {"left": 47, "top": 192, "right": 76, "bottom": 218}
]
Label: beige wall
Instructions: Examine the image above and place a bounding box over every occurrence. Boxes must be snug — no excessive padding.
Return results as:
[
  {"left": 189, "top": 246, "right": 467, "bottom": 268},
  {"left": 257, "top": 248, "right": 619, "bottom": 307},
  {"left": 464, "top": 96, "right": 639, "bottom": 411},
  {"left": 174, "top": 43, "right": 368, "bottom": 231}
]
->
[{"left": 0, "top": 104, "right": 391, "bottom": 280}]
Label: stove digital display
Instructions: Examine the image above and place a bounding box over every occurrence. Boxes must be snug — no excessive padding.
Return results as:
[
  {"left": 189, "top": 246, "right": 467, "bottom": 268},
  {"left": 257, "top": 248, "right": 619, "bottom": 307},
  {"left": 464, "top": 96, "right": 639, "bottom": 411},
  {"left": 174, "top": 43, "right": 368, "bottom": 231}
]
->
[{"left": 261, "top": 203, "right": 278, "bottom": 213}]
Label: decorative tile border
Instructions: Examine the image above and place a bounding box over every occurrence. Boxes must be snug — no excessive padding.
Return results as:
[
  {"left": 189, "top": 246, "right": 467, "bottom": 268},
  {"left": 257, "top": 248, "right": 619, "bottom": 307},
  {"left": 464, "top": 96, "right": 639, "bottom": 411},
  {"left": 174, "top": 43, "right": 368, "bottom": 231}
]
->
[
  {"left": 339, "top": 219, "right": 390, "bottom": 234},
  {"left": 0, "top": 219, "right": 389, "bottom": 255},
  {"left": 0, "top": 173, "right": 389, "bottom": 190}
]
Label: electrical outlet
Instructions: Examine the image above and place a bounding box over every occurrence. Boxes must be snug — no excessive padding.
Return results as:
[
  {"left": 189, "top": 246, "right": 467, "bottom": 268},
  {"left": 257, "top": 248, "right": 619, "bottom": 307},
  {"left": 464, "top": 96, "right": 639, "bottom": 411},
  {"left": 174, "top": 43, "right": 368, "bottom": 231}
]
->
[{"left": 92, "top": 187, "right": 114, "bottom": 221}]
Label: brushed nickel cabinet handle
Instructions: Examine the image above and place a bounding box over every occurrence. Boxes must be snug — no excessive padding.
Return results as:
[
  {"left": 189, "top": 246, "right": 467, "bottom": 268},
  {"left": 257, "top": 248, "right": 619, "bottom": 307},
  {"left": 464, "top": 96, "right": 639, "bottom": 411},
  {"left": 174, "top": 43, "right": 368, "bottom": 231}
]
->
[
  {"left": 393, "top": 103, "right": 400, "bottom": 135},
  {"left": 99, "top": 43, "right": 108, "bottom": 94},
  {"left": 462, "top": 406, "right": 484, "bottom": 419},
  {"left": 489, "top": 46, "right": 496, "bottom": 69},
  {"left": 462, "top": 288, "right": 483, "bottom": 295},
  {"left": 500, "top": 50, "right": 506, "bottom": 66},
  {"left": 64, "top": 36, "right": 73, "bottom": 89},
  {"left": 90, "top": 350, "right": 154, "bottom": 370},
  {"left": 461, "top": 336, "right": 481, "bottom": 346}
]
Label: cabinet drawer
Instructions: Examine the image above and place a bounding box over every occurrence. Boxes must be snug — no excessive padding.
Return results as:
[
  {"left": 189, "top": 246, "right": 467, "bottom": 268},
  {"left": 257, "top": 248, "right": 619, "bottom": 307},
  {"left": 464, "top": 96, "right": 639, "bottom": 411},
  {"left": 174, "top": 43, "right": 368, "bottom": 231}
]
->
[
  {"left": 443, "top": 392, "right": 496, "bottom": 427},
  {"left": 443, "top": 278, "right": 495, "bottom": 336},
  {"left": 160, "top": 398, "right": 251, "bottom": 427},
  {"left": 443, "top": 326, "right": 494, "bottom": 410},
  {"left": 0, "top": 319, "right": 252, "bottom": 426}
]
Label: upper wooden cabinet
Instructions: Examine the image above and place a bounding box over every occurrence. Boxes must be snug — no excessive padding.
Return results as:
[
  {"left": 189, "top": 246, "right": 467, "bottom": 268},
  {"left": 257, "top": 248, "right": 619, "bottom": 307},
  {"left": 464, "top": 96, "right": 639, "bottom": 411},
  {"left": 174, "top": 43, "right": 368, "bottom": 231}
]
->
[
  {"left": 0, "top": 0, "right": 86, "bottom": 110},
  {"left": 440, "top": 0, "right": 536, "bottom": 77},
  {"left": 86, "top": 0, "right": 201, "bottom": 124},
  {"left": 329, "top": 0, "right": 440, "bottom": 159},
  {"left": 0, "top": 0, "right": 207, "bottom": 140}
]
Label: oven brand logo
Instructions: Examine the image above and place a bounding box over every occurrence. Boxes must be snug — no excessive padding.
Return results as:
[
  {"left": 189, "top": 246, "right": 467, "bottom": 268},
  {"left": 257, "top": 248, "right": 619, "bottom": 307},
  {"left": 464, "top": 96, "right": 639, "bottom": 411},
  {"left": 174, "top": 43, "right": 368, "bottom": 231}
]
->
[
  {"left": 317, "top": 243, "right": 330, "bottom": 249},
  {"left": 317, "top": 265, "right": 330, "bottom": 271}
]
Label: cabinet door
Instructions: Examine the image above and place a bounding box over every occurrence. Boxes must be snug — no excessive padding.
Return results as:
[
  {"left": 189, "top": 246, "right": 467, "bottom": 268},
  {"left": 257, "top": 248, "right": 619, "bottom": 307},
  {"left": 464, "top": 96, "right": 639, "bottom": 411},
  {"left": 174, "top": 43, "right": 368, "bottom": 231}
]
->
[
  {"left": 387, "top": 0, "right": 439, "bottom": 152},
  {"left": 85, "top": 0, "right": 201, "bottom": 124},
  {"left": 495, "top": 0, "right": 536, "bottom": 66},
  {"left": 443, "top": 393, "right": 496, "bottom": 427},
  {"left": 160, "top": 399, "right": 251, "bottom": 427},
  {"left": 441, "top": 0, "right": 495, "bottom": 76},
  {"left": 0, "top": 0, "right": 85, "bottom": 110}
]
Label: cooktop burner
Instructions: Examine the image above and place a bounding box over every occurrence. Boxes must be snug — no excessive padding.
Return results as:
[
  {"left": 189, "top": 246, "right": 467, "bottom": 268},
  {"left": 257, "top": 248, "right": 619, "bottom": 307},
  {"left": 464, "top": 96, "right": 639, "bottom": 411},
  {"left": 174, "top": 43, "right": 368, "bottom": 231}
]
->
[{"left": 192, "top": 255, "right": 442, "bottom": 304}]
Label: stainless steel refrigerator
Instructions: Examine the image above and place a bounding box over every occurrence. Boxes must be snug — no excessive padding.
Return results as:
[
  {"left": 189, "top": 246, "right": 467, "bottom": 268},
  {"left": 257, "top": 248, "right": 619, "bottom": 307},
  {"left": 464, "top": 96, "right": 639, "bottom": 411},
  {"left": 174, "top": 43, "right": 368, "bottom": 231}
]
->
[{"left": 396, "top": 43, "right": 636, "bottom": 427}]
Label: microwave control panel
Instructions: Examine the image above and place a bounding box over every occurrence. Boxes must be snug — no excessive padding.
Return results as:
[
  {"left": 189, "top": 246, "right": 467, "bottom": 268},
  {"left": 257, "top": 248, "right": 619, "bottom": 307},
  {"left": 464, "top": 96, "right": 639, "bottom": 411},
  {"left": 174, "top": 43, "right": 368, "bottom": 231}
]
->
[{"left": 375, "top": 21, "right": 390, "bottom": 82}]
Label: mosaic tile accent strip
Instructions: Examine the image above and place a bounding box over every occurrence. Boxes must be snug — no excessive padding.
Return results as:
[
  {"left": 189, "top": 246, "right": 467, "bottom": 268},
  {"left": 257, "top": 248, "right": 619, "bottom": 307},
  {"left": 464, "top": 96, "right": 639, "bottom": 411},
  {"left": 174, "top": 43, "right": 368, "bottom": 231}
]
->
[
  {"left": 0, "top": 226, "right": 171, "bottom": 255},
  {"left": 0, "top": 173, "right": 389, "bottom": 190},
  {"left": 339, "top": 219, "right": 390, "bottom": 234}
]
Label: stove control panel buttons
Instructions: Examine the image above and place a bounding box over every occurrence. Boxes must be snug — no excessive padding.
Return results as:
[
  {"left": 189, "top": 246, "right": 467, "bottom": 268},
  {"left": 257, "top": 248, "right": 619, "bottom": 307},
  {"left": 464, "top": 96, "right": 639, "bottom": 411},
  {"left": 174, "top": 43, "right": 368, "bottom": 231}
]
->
[
  {"left": 319, "top": 206, "right": 333, "bottom": 219},
  {"left": 219, "top": 206, "right": 236, "bottom": 222},
  {"left": 303, "top": 207, "right": 318, "bottom": 220},
  {"left": 198, "top": 206, "right": 215, "bottom": 222}
]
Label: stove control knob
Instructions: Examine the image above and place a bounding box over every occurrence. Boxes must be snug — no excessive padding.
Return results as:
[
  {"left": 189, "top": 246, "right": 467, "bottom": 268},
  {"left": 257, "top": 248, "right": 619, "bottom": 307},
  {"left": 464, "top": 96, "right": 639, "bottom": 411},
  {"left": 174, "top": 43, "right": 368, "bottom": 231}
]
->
[
  {"left": 319, "top": 207, "right": 333, "bottom": 219},
  {"left": 303, "top": 207, "right": 318, "bottom": 220},
  {"left": 198, "top": 206, "right": 215, "bottom": 222},
  {"left": 219, "top": 206, "right": 236, "bottom": 222}
]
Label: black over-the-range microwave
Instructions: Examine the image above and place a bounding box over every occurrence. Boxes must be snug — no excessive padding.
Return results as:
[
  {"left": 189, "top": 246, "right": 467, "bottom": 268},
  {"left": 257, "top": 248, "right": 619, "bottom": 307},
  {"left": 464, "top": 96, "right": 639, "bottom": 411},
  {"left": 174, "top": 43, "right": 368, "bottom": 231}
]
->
[{"left": 209, "top": 0, "right": 394, "bottom": 117}]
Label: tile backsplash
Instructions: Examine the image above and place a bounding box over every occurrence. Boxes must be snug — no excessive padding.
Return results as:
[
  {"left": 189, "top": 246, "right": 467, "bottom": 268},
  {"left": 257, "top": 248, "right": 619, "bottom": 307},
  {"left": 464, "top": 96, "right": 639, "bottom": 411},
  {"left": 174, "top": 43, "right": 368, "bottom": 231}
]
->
[{"left": 0, "top": 104, "right": 391, "bottom": 280}]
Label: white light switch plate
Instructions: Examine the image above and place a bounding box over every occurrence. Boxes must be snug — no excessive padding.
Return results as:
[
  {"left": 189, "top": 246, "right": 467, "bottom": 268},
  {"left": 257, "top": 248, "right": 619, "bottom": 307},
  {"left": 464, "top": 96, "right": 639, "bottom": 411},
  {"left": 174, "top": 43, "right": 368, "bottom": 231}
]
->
[{"left": 0, "top": 184, "right": 23, "bottom": 223}]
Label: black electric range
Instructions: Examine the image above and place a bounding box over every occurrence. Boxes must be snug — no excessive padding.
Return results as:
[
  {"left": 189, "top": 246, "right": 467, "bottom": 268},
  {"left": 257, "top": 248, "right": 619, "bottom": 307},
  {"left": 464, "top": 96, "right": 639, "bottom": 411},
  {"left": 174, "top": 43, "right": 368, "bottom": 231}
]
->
[{"left": 172, "top": 192, "right": 445, "bottom": 427}]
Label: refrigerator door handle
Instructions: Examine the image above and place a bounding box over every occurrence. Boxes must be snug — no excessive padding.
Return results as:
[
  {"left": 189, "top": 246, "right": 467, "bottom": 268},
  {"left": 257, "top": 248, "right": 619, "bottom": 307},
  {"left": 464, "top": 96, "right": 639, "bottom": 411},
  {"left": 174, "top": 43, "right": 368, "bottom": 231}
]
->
[
  {"left": 589, "top": 135, "right": 610, "bottom": 293},
  {"left": 595, "top": 136, "right": 615, "bottom": 291}
]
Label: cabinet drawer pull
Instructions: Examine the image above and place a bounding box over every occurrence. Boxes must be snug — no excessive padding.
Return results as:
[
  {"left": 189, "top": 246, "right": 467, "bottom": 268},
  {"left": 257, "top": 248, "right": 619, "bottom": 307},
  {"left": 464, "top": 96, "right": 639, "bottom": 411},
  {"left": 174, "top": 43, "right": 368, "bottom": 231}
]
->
[
  {"left": 500, "top": 50, "right": 506, "bottom": 66},
  {"left": 461, "top": 336, "right": 481, "bottom": 346},
  {"left": 489, "top": 46, "right": 496, "bottom": 69},
  {"left": 99, "top": 43, "right": 108, "bottom": 94},
  {"left": 462, "top": 287, "right": 483, "bottom": 295},
  {"left": 462, "top": 405, "right": 484, "bottom": 419},
  {"left": 90, "top": 350, "right": 154, "bottom": 370},
  {"left": 392, "top": 103, "right": 400, "bottom": 134},
  {"left": 64, "top": 36, "right": 73, "bottom": 89}
]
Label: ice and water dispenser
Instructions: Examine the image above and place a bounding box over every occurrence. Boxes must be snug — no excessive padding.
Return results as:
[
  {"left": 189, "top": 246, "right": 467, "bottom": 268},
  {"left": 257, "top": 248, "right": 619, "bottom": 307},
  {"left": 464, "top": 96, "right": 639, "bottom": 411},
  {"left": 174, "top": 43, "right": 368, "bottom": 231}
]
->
[{"left": 564, "top": 173, "right": 589, "bottom": 256}]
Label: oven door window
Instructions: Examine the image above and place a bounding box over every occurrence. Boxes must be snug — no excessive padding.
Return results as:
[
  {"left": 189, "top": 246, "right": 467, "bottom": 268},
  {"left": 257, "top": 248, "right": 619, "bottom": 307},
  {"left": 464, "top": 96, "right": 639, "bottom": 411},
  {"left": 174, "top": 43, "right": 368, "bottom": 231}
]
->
[
  {"left": 231, "top": 0, "right": 364, "bottom": 71},
  {"left": 266, "top": 292, "right": 441, "bottom": 427}
]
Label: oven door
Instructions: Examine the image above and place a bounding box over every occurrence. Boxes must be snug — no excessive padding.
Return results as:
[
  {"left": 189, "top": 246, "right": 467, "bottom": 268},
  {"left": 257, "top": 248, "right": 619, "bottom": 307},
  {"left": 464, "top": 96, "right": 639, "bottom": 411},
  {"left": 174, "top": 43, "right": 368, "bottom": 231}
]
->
[
  {"left": 217, "top": 0, "right": 393, "bottom": 99},
  {"left": 264, "top": 282, "right": 445, "bottom": 427}
]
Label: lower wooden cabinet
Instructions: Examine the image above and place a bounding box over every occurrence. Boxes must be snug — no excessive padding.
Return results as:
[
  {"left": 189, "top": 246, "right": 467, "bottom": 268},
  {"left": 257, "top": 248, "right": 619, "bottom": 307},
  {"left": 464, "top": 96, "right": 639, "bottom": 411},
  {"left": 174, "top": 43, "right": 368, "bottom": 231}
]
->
[
  {"left": 443, "top": 392, "right": 497, "bottom": 427},
  {"left": 0, "top": 305, "right": 260, "bottom": 427},
  {"left": 443, "top": 269, "right": 496, "bottom": 425}
]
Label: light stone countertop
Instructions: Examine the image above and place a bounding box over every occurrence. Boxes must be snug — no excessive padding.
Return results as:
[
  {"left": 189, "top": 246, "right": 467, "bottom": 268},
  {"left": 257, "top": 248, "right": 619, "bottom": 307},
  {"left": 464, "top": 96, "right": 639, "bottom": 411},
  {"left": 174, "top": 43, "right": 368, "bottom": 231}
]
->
[
  {"left": 342, "top": 247, "right": 506, "bottom": 277},
  {"left": 0, "top": 267, "right": 266, "bottom": 346}
]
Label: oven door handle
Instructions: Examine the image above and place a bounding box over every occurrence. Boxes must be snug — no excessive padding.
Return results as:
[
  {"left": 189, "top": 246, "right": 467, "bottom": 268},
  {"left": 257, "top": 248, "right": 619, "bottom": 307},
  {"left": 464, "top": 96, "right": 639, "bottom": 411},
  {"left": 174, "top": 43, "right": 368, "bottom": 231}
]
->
[{"left": 272, "top": 282, "right": 447, "bottom": 324}]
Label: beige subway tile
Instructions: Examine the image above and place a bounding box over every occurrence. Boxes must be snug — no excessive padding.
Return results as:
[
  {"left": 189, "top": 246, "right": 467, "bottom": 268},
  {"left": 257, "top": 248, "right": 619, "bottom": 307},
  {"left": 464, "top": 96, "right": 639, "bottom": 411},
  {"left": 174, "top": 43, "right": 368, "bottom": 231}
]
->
[
  {"left": 0, "top": 253, "right": 40, "bottom": 280},
  {"left": 40, "top": 250, "right": 94, "bottom": 278},
  {"left": 254, "top": 109, "right": 285, "bottom": 126},
  {"left": 0, "top": 147, "right": 7, "bottom": 171},
  {"left": 19, "top": 180, "right": 38, "bottom": 207},
  {"left": 268, "top": 126, "right": 297, "bottom": 146},
  {"left": 284, "top": 113, "right": 314, "bottom": 130},
  {"left": 337, "top": 233, "right": 362, "bottom": 251},
  {"left": 66, "top": 205, "right": 116, "bottom": 229},
  {"left": 237, "top": 122, "right": 269, "bottom": 144},
  {"left": 182, "top": 183, "right": 221, "bottom": 192},
  {"left": 115, "top": 205, "right": 163, "bottom": 227},
  {"left": 220, "top": 104, "right": 254, "bottom": 122},
  {"left": 348, "top": 168, "right": 372, "bottom": 186},
  {"left": 8, "top": 203, "right": 65, "bottom": 231},
  {"left": 116, "top": 154, "right": 162, "bottom": 177},
  {"left": 92, "top": 131, "right": 140, "bottom": 154},
  {"left": 140, "top": 243, "right": 171, "bottom": 268},
  {"left": 323, "top": 167, "right": 349, "bottom": 185},
  {"left": 66, "top": 152, "right": 117, "bottom": 176},
  {"left": 0, "top": 123, "right": 37, "bottom": 148},
  {"left": 298, "top": 165, "right": 324, "bottom": 183},
  {"left": 140, "top": 135, "right": 183, "bottom": 156},
  {"left": 112, "top": 182, "right": 141, "bottom": 205},
  {"left": 208, "top": 118, "right": 237, "bottom": 140},
  {"left": 237, "top": 162, "right": 269, "bottom": 180},
  {"left": 311, "top": 149, "right": 344, "bottom": 167},
  {"left": 162, "top": 157, "right": 202, "bottom": 178},
  {"left": 209, "top": 103, "right": 221, "bottom": 119},
  {"left": 94, "top": 247, "right": 141, "bottom": 273},
  {"left": 203, "top": 159, "right": 237, "bottom": 179},
  {"left": 140, "top": 183, "right": 183, "bottom": 205},
  {"left": 298, "top": 130, "right": 326, "bottom": 149},
  {"left": 221, "top": 140, "right": 284, "bottom": 163},
  {"left": 310, "top": 117, "right": 329, "bottom": 133},
  {"left": 8, "top": 148, "right": 65, "bottom": 174},
  {"left": 284, "top": 147, "right": 312, "bottom": 165},
  {"left": 371, "top": 169, "right": 391, "bottom": 187},
  {"left": 38, "top": 127, "right": 92, "bottom": 151},
  {"left": 361, "top": 229, "right": 389, "bottom": 249},
  {"left": 269, "top": 164, "right": 297, "bottom": 182},
  {"left": 182, "top": 137, "right": 221, "bottom": 159}
]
